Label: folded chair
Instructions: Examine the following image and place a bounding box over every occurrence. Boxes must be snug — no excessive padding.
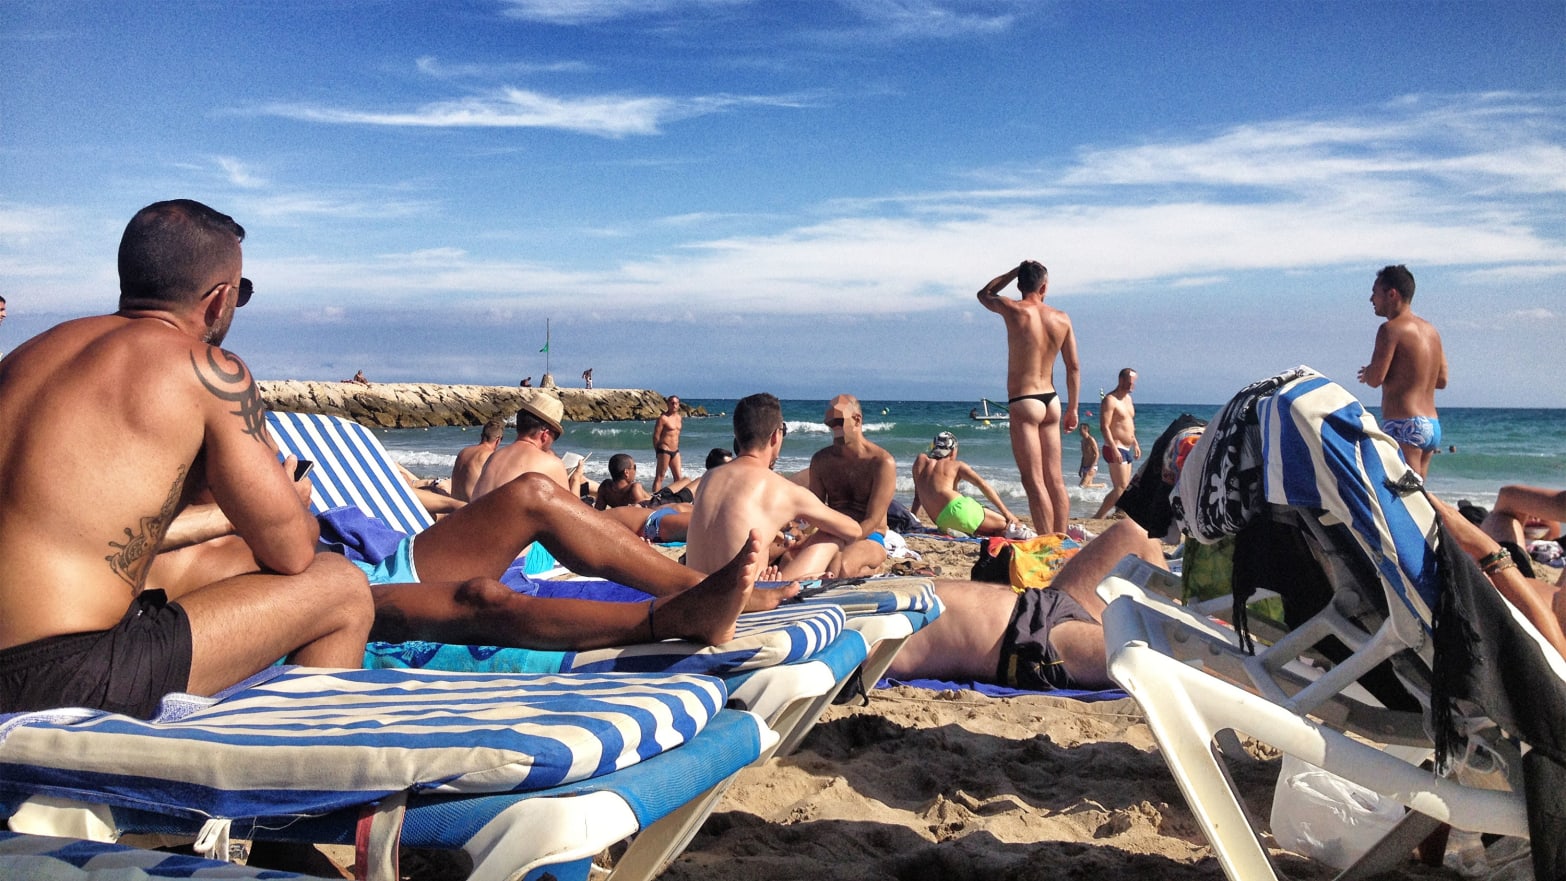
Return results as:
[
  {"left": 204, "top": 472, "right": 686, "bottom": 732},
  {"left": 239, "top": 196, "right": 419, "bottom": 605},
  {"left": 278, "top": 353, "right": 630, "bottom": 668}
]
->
[
  {"left": 1096, "top": 368, "right": 1565, "bottom": 880},
  {"left": 0, "top": 667, "right": 776, "bottom": 881}
]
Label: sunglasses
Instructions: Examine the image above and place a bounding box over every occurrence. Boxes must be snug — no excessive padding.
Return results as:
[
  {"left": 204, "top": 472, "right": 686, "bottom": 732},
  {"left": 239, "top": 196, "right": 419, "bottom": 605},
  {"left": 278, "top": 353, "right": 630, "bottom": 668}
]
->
[
  {"left": 237, "top": 277, "right": 253, "bottom": 308},
  {"left": 825, "top": 417, "right": 846, "bottom": 428}
]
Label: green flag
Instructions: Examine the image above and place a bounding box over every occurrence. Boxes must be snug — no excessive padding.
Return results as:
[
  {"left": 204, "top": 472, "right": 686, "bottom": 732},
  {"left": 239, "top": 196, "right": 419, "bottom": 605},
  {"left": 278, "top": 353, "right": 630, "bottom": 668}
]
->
[{"left": 539, "top": 341, "right": 549, "bottom": 353}]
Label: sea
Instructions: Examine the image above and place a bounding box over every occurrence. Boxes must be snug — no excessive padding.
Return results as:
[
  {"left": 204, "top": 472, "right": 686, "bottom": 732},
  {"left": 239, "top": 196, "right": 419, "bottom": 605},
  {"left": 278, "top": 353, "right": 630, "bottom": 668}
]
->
[{"left": 380, "top": 400, "right": 1566, "bottom": 523}]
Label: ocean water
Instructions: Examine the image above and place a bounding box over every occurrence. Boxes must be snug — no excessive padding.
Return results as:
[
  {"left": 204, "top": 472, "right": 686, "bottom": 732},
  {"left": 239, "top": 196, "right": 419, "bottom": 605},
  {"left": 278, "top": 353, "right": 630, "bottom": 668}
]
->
[{"left": 379, "top": 400, "right": 1566, "bottom": 523}]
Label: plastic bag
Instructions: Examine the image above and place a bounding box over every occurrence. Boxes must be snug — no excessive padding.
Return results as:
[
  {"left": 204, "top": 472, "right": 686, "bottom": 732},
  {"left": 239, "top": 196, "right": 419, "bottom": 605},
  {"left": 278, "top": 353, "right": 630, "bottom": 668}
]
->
[{"left": 1270, "top": 755, "right": 1404, "bottom": 870}]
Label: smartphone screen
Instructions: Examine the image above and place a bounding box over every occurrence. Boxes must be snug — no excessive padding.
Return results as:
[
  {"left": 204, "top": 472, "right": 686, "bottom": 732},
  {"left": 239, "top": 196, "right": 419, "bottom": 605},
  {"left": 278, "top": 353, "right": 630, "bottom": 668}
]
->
[{"left": 293, "top": 459, "right": 315, "bottom": 481}]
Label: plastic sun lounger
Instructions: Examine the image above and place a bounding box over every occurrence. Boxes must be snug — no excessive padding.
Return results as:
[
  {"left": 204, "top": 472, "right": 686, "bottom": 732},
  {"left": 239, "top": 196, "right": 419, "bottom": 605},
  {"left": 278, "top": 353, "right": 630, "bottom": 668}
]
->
[
  {"left": 1095, "top": 368, "right": 1566, "bottom": 881},
  {"left": 0, "top": 667, "right": 776, "bottom": 881},
  {"left": 0, "top": 829, "right": 327, "bottom": 879}
]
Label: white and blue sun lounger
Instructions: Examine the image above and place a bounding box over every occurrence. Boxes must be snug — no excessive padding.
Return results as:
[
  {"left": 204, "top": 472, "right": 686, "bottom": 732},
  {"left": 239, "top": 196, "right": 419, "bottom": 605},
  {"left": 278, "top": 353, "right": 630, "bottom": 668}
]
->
[
  {"left": 0, "top": 830, "right": 325, "bottom": 879},
  {"left": 0, "top": 666, "right": 776, "bottom": 881}
]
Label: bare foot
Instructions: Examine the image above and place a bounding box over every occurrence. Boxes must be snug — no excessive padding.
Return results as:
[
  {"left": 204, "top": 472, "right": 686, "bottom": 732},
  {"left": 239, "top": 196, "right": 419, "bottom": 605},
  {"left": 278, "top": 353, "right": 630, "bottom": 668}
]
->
[{"left": 655, "top": 530, "right": 794, "bottom": 644}]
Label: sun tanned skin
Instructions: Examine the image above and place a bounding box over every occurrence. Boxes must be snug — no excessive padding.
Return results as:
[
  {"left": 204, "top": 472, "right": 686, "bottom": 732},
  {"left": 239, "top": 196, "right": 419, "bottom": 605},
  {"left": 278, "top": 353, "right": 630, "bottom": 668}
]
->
[
  {"left": 909, "top": 444, "right": 1021, "bottom": 537},
  {"left": 978, "top": 261, "right": 1080, "bottom": 534},
  {"left": 472, "top": 425, "right": 570, "bottom": 497},
  {"left": 804, "top": 395, "right": 897, "bottom": 577},
  {"left": 1430, "top": 495, "right": 1566, "bottom": 661},
  {"left": 449, "top": 419, "right": 505, "bottom": 502},
  {"left": 652, "top": 395, "right": 684, "bottom": 492},
  {"left": 1358, "top": 270, "right": 1447, "bottom": 477},
  {"left": 687, "top": 410, "right": 861, "bottom": 580},
  {"left": 0, "top": 201, "right": 371, "bottom": 706},
  {"left": 1092, "top": 369, "right": 1140, "bottom": 519}
]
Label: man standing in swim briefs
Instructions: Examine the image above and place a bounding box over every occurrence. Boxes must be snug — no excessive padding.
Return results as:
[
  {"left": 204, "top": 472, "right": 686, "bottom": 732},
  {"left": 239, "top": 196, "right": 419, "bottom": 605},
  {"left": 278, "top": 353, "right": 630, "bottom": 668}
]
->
[
  {"left": 651, "top": 394, "right": 684, "bottom": 492},
  {"left": 977, "top": 260, "right": 1080, "bottom": 535},
  {"left": 1357, "top": 264, "right": 1447, "bottom": 478},
  {"left": 910, "top": 431, "right": 1033, "bottom": 539},
  {"left": 1092, "top": 368, "right": 1140, "bottom": 518}
]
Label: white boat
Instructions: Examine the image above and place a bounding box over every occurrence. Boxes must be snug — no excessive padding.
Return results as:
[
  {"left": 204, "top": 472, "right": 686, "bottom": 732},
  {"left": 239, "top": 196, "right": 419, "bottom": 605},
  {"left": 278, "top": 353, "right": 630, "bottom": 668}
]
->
[{"left": 969, "top": 399, "right": 1009, "bottom": 422}]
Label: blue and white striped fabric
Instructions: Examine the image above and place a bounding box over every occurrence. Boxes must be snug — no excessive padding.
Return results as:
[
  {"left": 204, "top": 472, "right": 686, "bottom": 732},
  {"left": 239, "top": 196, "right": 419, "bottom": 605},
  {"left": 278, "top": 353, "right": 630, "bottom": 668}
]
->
[
  {"left": 790, "top": 576, "right": 938, "bottom": 615},
  {"left": 266, "top": 411, "right": 433, "bottom": 536},
  {"left": 0, "top": 831, "right": 315, "bottom": 879},
  {"left": 1256, "top": 370, "right": 1439, "bottom": 643},
  {"left": 0, "top": 667, "right": 726, "bottom": 821}
]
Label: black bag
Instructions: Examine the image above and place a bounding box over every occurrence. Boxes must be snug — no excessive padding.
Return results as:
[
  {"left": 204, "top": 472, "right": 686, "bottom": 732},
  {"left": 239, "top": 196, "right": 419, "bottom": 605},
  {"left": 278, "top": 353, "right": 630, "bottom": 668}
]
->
[{"left": 970, "top": 537, "right": 1013, "bottom": 584}]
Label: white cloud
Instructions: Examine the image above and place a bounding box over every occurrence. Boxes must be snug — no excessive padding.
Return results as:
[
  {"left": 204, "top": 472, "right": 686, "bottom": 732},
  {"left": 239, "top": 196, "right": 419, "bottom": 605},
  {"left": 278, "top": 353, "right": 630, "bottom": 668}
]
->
[
  {"left": 1506, "top": 308, "right": 1558, "bottom": 321},
  {"left": 497, "top": 0, "right": 746, "bottom": 25},
  {"left": 213, "top": 156, "right": 268, "bottom": 189},
  {"left": 259, "top": 87, "right": 803, "bottom": 137},
  {"left": 414, "top": 56, "right": 591, "bottom": 78}
]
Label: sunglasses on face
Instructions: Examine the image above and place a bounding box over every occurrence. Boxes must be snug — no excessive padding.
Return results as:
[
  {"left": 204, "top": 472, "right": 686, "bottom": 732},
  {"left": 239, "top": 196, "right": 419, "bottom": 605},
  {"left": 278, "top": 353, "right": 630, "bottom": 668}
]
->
[
  {"left": 237, "top": 277, "right": 253, "bottom": 308},
  {"left": 825, "top": 417, "right": 846, "bottom": 428}
]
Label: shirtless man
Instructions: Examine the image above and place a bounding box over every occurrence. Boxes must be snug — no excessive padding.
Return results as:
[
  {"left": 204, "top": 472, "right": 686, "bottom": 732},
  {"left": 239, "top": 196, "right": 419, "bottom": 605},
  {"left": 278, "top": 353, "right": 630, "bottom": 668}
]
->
[
  {"left": 651, "top": 395, "right": 684, "bottom": 492},
  {"left": 597, "top": 454, "right": 652, "bottom": 509},
  {"left": 686, "top": 393, "right": 863, "bottom": 579},
  {"left": 1077, "top": 423, "right": 1105, "bottom": 489},
  {"left": 471, "top": 395, "right": 582, "bottom": 498},
  {"left": 1357, "top": 265, "right": 1447, "bottom": 477},
  {"left": 977, "top": 260, "right": 1080, "bottom": 535},
  {"left": 803, "top": 394, "right": 898, "bottom": 577},
  {"left": 449, "top": 418, "right": 505, "bottom": 501},
  {"left": 0, "top": 199, "right": 373, "bottom": 718},
  {"left": 890, "top": 519, "right": 1166, "bottom": 690},
  {"left": 1092, "top": 368, "right": 1140, "bottom": 518},
  {"left": 910, "top": 432, "right": 1031, "bottom": 538}
]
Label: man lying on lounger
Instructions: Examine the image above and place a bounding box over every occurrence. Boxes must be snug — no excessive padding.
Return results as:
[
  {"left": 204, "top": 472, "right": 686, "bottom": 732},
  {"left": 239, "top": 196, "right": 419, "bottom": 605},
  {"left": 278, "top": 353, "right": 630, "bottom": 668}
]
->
[
  {"left": 153, "top": 466, "right": 790, "bottom": 650},
  {"left": 0, "top": 199, "right": 375, "bottom": 718}
]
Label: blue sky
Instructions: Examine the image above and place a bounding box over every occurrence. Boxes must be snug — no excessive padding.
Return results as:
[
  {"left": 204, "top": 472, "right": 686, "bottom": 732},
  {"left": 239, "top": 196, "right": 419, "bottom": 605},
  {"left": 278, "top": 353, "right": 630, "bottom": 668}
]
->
[{"left": 2, "top": 0, "right": 1562, "bottom": 406}]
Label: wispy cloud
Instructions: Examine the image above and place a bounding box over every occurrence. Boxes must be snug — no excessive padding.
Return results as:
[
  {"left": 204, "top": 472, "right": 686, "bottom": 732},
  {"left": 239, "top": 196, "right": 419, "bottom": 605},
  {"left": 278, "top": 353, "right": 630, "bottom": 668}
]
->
[
  {"left": 835, "top": 0, "right": 1023, "bottom": 38},
  {"left": 258, "top": 87, "right": 805, "bottom": 137},
  {"left": 497, "top": 0, "right": 747, "bottom": 25},
  {"left": 415, "top": 55, "right": 591, "bottom": 78},
  {"left": 213, "top": 156, "right": 268, "bottom": 189}
]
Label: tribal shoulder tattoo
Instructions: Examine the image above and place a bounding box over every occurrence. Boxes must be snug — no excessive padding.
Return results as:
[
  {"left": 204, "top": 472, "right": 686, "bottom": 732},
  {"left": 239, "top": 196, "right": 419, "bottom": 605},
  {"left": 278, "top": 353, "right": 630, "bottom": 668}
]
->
[
  {"left": 192, "top": 347, "right": 267, "bottom": 442},
  {"left": 106, "top": 466, "right": 187, "bottom": 590}
]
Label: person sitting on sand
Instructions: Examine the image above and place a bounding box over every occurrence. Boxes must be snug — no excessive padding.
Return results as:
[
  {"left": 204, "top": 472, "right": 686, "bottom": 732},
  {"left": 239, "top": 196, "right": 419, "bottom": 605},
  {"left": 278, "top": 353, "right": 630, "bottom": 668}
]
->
[
  {"left": 597, "top": 453, "right": 652, "bottom": 509},
  {"left": 152, "top": 468, "right": 794, "bottom": 651},
  {"left": 1077, "top": 423, "right": 1105, "bottom": 489},
  {"left": 801, "top": 394, "right": 898, "bottom": 577},
  {"left": 686, "top": 393, "right": 865, "bottom": 579},
  {"left": 910, "top": 431, "right": 1033, "bottom": 539},
  {"left": 890, "top": 519, "right": 1167, "bottom": 690},
  {"left": 471, "top": 396, "right": 586, "bottom": 499},
  {"left": 345, "top": 369, "right": 371, "bottom": 386},
  {"left": 0, "top": 199, "right": 373, "bottom": 718},
  {"left": 449, "top": 418, "right": 505, "bottom": 502}
]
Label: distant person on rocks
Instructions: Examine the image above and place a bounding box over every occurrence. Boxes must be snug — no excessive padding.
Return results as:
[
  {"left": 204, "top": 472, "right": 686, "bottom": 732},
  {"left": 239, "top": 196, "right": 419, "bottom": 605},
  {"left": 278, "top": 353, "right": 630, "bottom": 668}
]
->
[
  {"left": 652, "top": 395, "right": 684, "bottom": 491},
  {"left": 471, "top": 396, "right": 584, "bottom": 498},
  {"left": 520, "top": 376, "right": 532, "bottom": 388},
  {"left": 597, "top": 453, "right": 652, "bottom": 509},
  {"left": 1357, "top": 264, "right": 1447, "bottom": 478},
  {"left": 977, "top": 260, "right": 1080, "bottom": 535},
  {"left": 910, "top": 432, "right": 1032, "bottom": 539},
  {"left": 345, "top": 369, "right": 370, "bottom": 386},
  {"left": 450, "top": 418, "right": 506, "bottom": 502},
  {"left": 581, "top": 368, "right": 593, "bottom": 389},
  {"left": 1092, "top": 368, "right": 1139, "bottom": 518},
  {"left": 1077, "top": 423, "right": 1105, "bottom": 489}
]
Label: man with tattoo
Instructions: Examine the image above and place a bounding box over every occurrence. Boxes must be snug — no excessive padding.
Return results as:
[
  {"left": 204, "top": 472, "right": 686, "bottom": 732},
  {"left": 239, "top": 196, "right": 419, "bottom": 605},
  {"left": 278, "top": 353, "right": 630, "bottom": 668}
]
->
[{"left": 0, "top": 199, "right": 373, "bottom": 719}]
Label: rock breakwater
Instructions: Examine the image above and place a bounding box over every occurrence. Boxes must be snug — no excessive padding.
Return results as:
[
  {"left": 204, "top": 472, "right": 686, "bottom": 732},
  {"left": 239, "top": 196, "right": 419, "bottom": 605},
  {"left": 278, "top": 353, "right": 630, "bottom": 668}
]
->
[{"left": 257, "top": 381, "right": 703, "bottom": 428}]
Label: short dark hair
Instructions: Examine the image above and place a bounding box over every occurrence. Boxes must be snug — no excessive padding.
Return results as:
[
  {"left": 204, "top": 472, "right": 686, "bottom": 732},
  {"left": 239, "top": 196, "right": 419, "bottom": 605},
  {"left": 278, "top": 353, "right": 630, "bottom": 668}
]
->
[
  {"left": 118, "top": 200, "right": 245, "bottom": 311},
  {"left": 1017, "top": 260, "right": 1048, "bottom": 293},
  {"left": 1119, "top": 367, "right": 1136, "bottom": 382},
  {"left": 515, "top": 409, "right": 556, "bottom": 439},
  {"left": 733, "top": 393, "right": 783, "bottom": 453},
  {"left": 481, "top": 418, "right": 505, "bottom": 442},
  {"left": 1375, "top": 265, "right": 1415, "bottom": 301},
  {"left": 608, "top": 453, "right": 635, "bottom": 480},
  {"left": 704, "top": 447, "right": 734, "bottom": 470}
]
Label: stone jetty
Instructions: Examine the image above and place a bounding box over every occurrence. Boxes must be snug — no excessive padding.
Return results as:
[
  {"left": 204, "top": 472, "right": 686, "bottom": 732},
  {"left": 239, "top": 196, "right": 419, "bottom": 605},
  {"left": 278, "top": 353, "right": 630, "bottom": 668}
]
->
[{"left": 257, "top": 381, "right": 705, "bottom": 428}]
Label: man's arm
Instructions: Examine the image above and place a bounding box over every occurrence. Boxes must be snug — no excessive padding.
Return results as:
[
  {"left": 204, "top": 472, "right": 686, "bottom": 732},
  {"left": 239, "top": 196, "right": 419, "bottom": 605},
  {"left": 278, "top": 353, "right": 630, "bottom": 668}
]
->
[
  {"left": 1099, "top": 400, "right": 1123, "bottom": 464},
  {"left": 193, "top": 346, "right": 318, "bottom": 574},
  {"left": 1436, "top": 349, "right": 1449, "bottom": 390},
  {"left": 1358, "top": 324, "right": 1394, "bottom": 388},
  {"left": 860, "top": 452, "right": 897, "bottom": 536},
  {"left": 958, "top": 462, "right": 1016, "bottom": 522},
  {"left": 976, "top": 267, "right": 1019, "bottom": 312},
  {"left": 1060, "top": 321, "right": 1080, "bottom": 433},
  {"left": 790, "top": 483, "right": 863, "bottom": 541}
]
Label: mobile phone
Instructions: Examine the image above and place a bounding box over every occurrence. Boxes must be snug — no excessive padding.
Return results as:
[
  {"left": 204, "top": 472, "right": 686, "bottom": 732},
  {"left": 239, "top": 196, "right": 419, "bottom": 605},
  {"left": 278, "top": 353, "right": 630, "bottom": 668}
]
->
[{"left": 293, "top": 459, "right": 315, "bottom": 481}]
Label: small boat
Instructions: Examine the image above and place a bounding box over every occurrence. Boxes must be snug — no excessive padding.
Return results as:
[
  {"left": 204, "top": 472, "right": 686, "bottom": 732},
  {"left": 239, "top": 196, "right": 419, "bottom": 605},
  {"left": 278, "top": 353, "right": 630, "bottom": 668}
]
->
[{"left": 969, "top": 399, "right": 1009, "bottom": 423}]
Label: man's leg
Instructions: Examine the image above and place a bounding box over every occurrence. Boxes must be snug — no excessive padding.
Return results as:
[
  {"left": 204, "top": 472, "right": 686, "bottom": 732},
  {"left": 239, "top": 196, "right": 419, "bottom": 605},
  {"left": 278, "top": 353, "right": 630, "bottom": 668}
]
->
[
  {"left": 1399, "top": 443, "right": 1432, "bottom": 478},
  {"left": 371, "top": 531, "right": 768, "bottom": 649},
  {"left": 652, "top": 450, "right": 670, "bottom": 491},
  {"left": 1036, "top": 409, "right": 1070, "bottom": 534},
  {"left": 1007, "top": 399, "right": 1054, "bottom": 535},
  {"left": 833, "top": 538, "right": 888, "bottom": 578},
  {"left": 781, "top": 531, "right": 845, "bottom": 579},
  {"left": 669, "top": 451, "right": 683, "bottom": 485},
  {"left": 1092, "top": 459, "right": 1133, "bottom": 519},
  {"left": 178, "top": 552, "right": 374, "bottom": 695}
]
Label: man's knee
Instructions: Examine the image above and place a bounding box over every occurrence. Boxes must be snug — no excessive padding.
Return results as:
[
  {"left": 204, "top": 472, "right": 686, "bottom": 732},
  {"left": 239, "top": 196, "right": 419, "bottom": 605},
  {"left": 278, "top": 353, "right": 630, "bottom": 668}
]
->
[
  {"left": 498, "top": 472, "right": 566, "bottom": 508},
  {"left": 306, "top": 552, "right": 375, "bottom": 622}
]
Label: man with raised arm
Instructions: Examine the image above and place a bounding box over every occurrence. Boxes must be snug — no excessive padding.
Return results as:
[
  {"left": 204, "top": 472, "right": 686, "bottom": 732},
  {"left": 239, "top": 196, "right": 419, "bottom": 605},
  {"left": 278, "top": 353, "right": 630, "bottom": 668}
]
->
[
  {"left": 0, "top": 199, "right": 373, "bottom": 718},
  {"left": 651, "top": 394, "right": 684, "bottom": 492},
  {"left": 449, "top": 417, "right": 506, "bottom": 502},
  {"left": 1357, "top": 264, "right": 1447, "bottom": 478},
  {"left": 1092, "top": 368, "right": 1140, "bottom": 519},
  {"left": 977, "top": 260, "right": 1080, "bottom": 534},
  {"left": 803, "top": 394, "right": 898, "bottom": 577},
  {"left": 686, "top": 393, "right": 863, "bottom": 579}
]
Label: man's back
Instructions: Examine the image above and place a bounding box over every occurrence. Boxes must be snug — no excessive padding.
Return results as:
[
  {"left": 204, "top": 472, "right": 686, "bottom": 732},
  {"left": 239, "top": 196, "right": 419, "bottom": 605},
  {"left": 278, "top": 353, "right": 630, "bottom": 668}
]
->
[
  {"left": 988, "top": 296, "right": 1072, "bottom": 398},
  {"left": 450, "top": 442, "right": 497, "bottom": 501},
  {"left": 472, "top": 440, "right": 566, "bottom": 498},
  {"left": 911, "top": 453, "right": 961, "bottom": 508},
  {"left": 1, "top": 317, "right": 223, "bottom": 647},
  {"left": 1377, "top": 314, "right": 1445, "bottom": 418}
]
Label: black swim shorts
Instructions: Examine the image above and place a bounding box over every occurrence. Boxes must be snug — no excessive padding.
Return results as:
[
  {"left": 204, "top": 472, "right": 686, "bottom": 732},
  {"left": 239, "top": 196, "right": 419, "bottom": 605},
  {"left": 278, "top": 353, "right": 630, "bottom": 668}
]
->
[
  {"left": 0, "top": 589, "right": 193, "bottom": 719},
  {"left": 995, "top": 587, "right": 1096, "bottom": 691}
]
